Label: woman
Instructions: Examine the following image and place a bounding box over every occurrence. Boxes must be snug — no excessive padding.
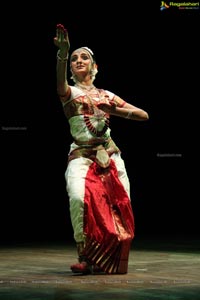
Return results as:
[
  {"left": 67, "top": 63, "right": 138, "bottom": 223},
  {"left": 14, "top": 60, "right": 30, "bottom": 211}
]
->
[{"left": 54, "top": 24, "right": 149, "bottom": 275}]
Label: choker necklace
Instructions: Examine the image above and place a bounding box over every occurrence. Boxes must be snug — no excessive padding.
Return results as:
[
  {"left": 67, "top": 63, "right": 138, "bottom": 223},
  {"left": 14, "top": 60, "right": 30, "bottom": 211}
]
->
[{"left": 75, "top": 82, "right": 96, "bottom": 91}]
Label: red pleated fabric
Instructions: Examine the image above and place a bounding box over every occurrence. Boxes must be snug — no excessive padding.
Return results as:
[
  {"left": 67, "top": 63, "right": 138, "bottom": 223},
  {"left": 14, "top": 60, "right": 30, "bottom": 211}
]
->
[{"left": 83, "top": 159, "right": 135, "bottom": 274}]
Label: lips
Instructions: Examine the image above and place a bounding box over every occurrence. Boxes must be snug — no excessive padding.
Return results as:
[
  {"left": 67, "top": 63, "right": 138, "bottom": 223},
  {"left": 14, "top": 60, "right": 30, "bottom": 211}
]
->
[{"left": 77, "top": 65, "right": 84, "bottom": 69}]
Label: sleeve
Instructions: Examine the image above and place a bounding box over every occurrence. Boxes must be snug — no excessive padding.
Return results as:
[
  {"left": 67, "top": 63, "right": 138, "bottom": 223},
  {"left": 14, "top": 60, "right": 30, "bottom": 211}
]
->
[{"left": 61, "top": 86, "right": 85, "bottom": 107}]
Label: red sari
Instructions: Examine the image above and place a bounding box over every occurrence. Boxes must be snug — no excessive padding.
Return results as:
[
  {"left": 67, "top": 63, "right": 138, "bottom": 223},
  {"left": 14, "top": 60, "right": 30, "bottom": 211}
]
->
[{"left": 83, "top": 159, "right": 135, "bottom": 274}]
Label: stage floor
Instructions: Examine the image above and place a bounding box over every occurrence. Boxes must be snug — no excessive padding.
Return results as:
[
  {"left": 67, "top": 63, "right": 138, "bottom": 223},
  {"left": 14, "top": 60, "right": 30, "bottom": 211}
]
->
[{"left": 0, "top": 237, "right": 199, "bottom": 300}]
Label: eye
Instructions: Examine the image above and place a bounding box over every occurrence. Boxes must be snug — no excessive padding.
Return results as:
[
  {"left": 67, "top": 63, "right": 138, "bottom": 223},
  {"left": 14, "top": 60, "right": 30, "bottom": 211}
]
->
[
  {"left": 71, "top": 55, "right": 78, "bottom": 62},
  {"left": 81, "top": 54, "right": 89, "bottom": 60}
]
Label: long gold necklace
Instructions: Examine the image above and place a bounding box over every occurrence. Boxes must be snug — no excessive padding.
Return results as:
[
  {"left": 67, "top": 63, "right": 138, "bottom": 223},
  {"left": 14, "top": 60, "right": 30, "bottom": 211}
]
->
[
  {"left": 75, "top": 84, "right": 110, "bottom": 137},
  {"left": 84, "top": 115, "right": 109, "bottom": 137}
]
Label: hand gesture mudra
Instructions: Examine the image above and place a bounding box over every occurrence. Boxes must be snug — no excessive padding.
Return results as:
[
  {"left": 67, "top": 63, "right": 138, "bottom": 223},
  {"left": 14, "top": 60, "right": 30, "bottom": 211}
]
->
[
  {"left": 96, "top": 99, "right": 117, "bottom": 114},
  {"left": 54, "top": 24, "right": 70, "bottom": 55}
]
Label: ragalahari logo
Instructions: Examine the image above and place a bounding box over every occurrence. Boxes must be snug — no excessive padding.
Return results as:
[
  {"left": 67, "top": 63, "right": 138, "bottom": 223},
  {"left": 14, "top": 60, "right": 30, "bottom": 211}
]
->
[
  {"left": 160, "top": 1, "right": 170, "bottom": 10},
  {"left": 160, "top": 1, "right": 199, "bottom": 10}
]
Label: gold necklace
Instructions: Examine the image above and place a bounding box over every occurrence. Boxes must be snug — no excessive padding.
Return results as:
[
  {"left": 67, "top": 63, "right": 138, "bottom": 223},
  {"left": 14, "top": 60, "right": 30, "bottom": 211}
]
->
[{"left": 76, "top": 86, "right": 110, "bottom": 137}]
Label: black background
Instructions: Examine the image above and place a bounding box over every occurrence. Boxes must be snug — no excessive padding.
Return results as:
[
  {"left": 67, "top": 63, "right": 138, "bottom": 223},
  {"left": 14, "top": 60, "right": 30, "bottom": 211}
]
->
[{"left": 1, "top": 2, "right": 199, "bottom": 244}]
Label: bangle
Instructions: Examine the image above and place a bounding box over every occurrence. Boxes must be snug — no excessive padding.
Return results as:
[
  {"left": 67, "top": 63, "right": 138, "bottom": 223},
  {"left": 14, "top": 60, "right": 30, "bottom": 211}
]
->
[
  {"left": 57, "top": 50, "right": 69, "bottom": 61},
  {"left": 125, "top": 111, "right": 132, "bottom": 119}
]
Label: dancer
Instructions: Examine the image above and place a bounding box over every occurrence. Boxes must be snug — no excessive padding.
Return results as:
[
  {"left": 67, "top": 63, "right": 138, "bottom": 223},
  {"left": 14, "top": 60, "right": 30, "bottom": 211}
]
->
[{"left": 54, "top": 24, "right": 149, "bottom": 274}]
